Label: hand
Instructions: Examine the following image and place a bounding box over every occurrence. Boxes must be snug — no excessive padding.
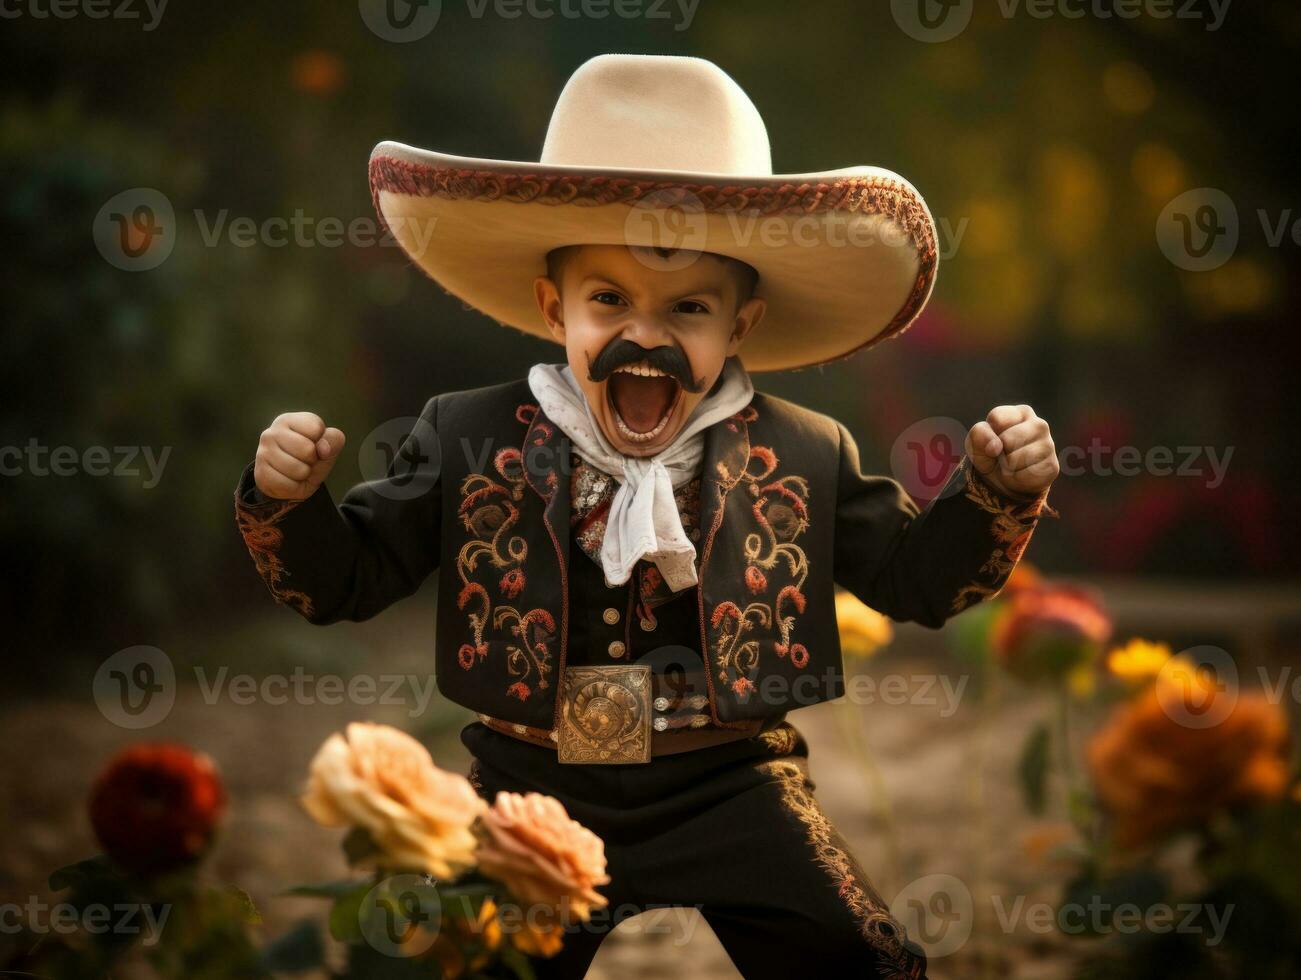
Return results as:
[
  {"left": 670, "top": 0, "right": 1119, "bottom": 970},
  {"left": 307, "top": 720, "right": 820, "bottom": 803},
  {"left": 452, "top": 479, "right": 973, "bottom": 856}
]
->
[
  {"left": 965, "top": 404, "right": 1059, "bottom": 499},
  {"left": 254, "top": 412, "right": 347, "bottom": 501}
]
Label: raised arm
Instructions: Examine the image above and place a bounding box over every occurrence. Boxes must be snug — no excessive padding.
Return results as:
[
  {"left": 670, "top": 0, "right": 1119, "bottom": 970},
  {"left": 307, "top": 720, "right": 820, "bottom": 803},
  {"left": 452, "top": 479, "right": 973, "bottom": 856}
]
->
[
  {"left": 832, "top": 414, "right": 1055, "bottom": 628},
  {"left": 233, "top": 397, "right": 443, "bottom": 624}
]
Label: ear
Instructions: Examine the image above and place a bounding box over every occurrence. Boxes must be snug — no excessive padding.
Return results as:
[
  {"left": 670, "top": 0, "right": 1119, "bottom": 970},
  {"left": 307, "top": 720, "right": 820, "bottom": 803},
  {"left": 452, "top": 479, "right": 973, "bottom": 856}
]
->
[
  {"left": 726, "top": 297, "right": 766, "bottom": 356},
  {"left": 533, "top": 275, "right": 565, "bottom": 342}
]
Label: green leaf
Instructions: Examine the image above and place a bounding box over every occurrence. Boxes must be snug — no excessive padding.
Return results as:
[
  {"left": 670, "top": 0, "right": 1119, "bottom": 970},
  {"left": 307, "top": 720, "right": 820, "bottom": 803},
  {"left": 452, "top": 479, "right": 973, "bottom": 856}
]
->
[
  {"left": 497, "top": 942, "right": 538, "bottom": 980},
  {"left": 259, "top": 918, "right": 326, "bottom": 973},
  {"left": 48, "top": 854, "right": 117, "bottom": 892},
  {"left": 328, "top": 884, "right": 373, "bottom": 944},
  {"left": 283, "top": 879, "right": 371, "bottom": 899},
  {"left": 1018, "top": 721, "right": 1052, "bottom": 815}
]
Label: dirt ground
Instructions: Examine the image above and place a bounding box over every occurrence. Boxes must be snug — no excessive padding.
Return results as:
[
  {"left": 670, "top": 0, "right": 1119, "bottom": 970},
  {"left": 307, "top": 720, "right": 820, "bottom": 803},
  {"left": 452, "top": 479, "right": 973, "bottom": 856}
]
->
[{"left": 1, "top": 600, "right": 1093, "bottom": 979}]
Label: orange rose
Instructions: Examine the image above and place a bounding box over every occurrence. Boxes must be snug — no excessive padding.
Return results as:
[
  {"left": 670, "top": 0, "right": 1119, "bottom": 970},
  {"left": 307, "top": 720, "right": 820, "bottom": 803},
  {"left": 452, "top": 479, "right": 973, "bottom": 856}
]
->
[
  {"left": 301, "top": 722, "right": 487, "bottom": 878},
  {"left": 1087, "top": 665, "right": 1290, "bottom": 849},
  {"left": 475, "top": 791, "right": 610, "bottom": 923}
]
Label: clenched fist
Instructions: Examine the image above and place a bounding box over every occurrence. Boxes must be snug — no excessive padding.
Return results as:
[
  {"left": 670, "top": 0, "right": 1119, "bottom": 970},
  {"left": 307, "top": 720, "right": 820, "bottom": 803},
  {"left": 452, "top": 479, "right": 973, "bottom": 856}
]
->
[
  {"left": 254, "top": 412, "right": 347, "bottom": 501},
  {"left": 965, "top": 404, "right": 1059, "bottom": 499}
]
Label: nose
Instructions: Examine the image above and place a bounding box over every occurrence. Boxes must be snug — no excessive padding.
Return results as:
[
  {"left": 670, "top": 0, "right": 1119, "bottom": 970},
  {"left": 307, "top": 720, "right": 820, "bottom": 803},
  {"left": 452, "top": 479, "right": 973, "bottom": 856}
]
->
[{"left": 617, "top": 310, "right": 674, "bottom": 352}]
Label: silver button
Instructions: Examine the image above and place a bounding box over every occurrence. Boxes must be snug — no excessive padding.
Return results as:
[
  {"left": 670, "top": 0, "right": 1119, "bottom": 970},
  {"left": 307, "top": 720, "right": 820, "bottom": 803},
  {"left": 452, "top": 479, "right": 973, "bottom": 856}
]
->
[
  {"left": 607, "top": 640, "right": 626, "bottom": 658},
  {"left": 602, "top": 607, "right": 620, "bottom": 625},
  {"left": 653, "top": 717, "right": 669, "bottom": 732},
  {"left": 653, "top": 696, "right": 670, "bottom": 712}
]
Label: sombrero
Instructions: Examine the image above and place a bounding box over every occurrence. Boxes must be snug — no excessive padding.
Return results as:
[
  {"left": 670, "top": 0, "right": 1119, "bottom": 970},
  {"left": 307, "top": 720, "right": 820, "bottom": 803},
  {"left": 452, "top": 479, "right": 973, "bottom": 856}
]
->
[{"left": 369, "top": 54, "right": 938, "bottom": 372}]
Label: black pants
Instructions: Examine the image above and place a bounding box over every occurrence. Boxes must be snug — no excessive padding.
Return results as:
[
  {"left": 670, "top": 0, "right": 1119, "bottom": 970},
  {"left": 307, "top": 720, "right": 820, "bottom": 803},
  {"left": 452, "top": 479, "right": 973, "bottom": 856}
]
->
[{"left": 461, "top": 720, "right": 927, "bottom": 980}]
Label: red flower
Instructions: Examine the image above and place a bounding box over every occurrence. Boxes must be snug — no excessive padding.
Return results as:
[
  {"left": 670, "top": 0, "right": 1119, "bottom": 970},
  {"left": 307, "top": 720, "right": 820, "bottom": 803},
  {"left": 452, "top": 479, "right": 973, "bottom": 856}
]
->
[
  {"left": 992, "top": 584, "right": 1112, "bottom": 682},
  {"left": 507, "top": 682, "right": 531, "bottom": 701},
  {"left": 88, "top": 743, "right": 226, "bottom": 876},
  {"left": 458, "top": 644, "right": 477, "bottom": 670},
  {"left": 731, "top": 677, "right": 755, "bottom": 697},
  {"left": 745, "top": 566, "right": 767, "bottom": 594},
  {"left": 500, "top": 568, "right": 526, "bottom": 598}
]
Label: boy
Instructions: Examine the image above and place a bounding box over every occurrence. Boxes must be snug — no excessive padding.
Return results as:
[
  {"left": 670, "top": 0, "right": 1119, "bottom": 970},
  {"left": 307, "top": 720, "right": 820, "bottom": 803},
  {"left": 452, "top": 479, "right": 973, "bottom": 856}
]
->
[{"left": 236, "top": 55, "right": 1057, "bottom": 979}]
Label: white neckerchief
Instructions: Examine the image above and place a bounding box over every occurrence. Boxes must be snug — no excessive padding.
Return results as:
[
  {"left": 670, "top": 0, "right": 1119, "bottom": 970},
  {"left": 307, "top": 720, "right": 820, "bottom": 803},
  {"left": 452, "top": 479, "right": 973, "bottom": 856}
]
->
[{"left": 527, "top": 356, "right": 754, "bottom": 591}]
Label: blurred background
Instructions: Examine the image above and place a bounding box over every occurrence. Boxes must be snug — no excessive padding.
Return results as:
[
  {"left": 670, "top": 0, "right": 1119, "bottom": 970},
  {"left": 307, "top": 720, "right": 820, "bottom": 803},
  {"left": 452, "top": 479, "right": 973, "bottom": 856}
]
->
[{"left": 3, "top": 2, "right": 1300, "bottom": 978}]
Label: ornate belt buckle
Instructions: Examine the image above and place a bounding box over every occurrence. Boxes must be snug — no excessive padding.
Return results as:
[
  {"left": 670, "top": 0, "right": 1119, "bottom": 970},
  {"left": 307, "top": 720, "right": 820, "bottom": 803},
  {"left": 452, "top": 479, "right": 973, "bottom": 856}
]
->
[{"left": 556, "top": 664, "right": 652, "bottom": 764}]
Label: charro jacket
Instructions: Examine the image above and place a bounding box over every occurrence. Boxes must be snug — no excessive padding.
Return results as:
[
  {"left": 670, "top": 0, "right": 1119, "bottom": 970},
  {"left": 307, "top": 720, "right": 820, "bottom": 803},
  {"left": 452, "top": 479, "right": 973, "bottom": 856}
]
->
[{"left": 234, "top": 378, "right": 1052, "bottom": 732}]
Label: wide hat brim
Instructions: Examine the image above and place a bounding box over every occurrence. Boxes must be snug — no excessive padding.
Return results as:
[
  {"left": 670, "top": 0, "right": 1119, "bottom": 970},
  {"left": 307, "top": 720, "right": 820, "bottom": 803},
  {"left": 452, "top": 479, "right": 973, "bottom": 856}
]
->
[{"left": 370, "top": 141, "right": 938, "bottom": 372}]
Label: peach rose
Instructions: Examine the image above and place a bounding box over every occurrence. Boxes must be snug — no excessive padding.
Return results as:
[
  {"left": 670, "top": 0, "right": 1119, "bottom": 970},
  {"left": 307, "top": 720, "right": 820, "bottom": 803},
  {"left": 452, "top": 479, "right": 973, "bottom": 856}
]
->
[
  {"left": 475, "top": 791, "right": 610, "bottom": 922},
  {"left": 301, "top": 722, "right": 487, "bottom": 878},
  {"left": 1087, "top": 666, "right": 1291, "bottom": 849}
]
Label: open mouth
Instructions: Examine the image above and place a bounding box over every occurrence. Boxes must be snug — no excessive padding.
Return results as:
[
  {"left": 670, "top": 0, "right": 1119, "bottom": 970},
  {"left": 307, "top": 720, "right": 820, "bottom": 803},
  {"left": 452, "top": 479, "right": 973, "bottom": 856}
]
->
[{"left": 606, "top": 362, "right": 683, "bottom": 444}]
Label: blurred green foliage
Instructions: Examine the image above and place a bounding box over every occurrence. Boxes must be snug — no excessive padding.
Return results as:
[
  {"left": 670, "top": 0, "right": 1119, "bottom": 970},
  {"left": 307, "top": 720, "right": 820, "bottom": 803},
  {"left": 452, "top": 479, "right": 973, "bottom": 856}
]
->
[{"left": 2, "top": 1, "right": 1298, "bottom": 660}]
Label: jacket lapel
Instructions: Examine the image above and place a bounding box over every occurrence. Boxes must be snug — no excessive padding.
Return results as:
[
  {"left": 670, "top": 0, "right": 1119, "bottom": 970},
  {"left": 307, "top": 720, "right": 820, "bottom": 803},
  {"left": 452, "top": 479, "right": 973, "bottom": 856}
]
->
[
  {"left": 521, "top": 406, "right": 572, "bottom": 727},
  {"left": 698, "top": 406, "right": 753, "bottom": 554},
  {"left": 521, "top": 406, "right": 571, "bottom": 544}
]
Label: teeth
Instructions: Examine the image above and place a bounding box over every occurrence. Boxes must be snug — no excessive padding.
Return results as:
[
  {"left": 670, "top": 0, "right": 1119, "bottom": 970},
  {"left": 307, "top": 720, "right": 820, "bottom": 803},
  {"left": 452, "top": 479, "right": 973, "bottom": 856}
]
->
[{"left": 613, "top": 361, "right": 668, "bottom": 378}]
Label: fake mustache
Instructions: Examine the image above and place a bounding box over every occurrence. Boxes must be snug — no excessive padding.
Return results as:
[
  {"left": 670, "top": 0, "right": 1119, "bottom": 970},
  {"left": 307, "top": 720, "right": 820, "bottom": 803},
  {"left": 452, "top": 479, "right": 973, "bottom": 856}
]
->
[{"left": 586, "top": 338, "right": 706, "bottom": 394}]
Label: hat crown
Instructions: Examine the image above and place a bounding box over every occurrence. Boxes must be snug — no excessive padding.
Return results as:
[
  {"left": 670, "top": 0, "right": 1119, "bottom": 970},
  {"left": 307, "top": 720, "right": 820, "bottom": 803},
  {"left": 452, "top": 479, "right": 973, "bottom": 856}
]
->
[{"left": 540, "top": 54, "right": 773, "bottom": 176}]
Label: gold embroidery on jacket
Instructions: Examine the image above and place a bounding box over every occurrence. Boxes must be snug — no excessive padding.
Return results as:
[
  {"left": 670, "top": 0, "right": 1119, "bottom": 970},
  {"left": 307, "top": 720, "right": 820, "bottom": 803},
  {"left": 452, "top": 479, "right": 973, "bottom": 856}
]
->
[
  {"left": 759, "top": 758, "right": 922, "bottom": 977},
  {"left": 453, "top": 403, "right": 557, "bottom": 702},
  {"left": 236, "top": 499, "right": 314, "bottom": 618},
  {"left": 709, "top": 412, "right": 814, "bottom": 699},
  {"left": 951, "top": 458, "right": 1054, "bottom": 614}
]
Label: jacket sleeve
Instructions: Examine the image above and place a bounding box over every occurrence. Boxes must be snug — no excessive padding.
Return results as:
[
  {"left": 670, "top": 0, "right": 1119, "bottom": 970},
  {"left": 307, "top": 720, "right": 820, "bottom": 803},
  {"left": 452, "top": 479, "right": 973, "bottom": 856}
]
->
[
  {"left": 831, "top": 420, "right": 1053, "bottom": 628},
  {"left": 232, "top": 396, "right": 443, "bottom": 624}
]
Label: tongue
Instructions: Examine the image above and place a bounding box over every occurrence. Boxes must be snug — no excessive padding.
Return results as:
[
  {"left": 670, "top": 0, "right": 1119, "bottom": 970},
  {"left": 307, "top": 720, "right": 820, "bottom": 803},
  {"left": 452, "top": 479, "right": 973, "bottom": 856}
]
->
[{"left": 609, "top": 373, "right": 678, "bottom": 433}]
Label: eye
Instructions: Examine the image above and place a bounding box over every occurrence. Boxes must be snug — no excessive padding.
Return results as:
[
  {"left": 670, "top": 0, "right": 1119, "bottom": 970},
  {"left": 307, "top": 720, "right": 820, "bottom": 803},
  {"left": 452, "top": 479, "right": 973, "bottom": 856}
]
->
[
  {"left": 673, "top": 299, "right": 711, "bottom": 315},
  {"left": 591, "top": 291, "right": 626, "bottom": 307}
]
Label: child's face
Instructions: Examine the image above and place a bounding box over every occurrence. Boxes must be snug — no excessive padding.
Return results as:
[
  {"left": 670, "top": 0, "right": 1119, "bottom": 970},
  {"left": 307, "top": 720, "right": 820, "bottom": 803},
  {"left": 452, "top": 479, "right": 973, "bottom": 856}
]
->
[{"left": 533, "top": 244, "right": 765, "bottom": 458}]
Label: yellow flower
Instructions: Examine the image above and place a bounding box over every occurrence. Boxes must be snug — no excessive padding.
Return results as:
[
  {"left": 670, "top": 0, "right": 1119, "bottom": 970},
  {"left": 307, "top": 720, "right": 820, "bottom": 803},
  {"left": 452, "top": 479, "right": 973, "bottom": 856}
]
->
[
  {"left": 429, "top": 898, "right": 502, "bottom": 978},
  {"left": 300, "top": 722, "right": 487, "bottom": 878},
  {"left": 835, "top": 590, "right": 893, "bottom": 660},
  {"left": 1106, "top": 638, "right": 1173, "bottom": 684}
]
